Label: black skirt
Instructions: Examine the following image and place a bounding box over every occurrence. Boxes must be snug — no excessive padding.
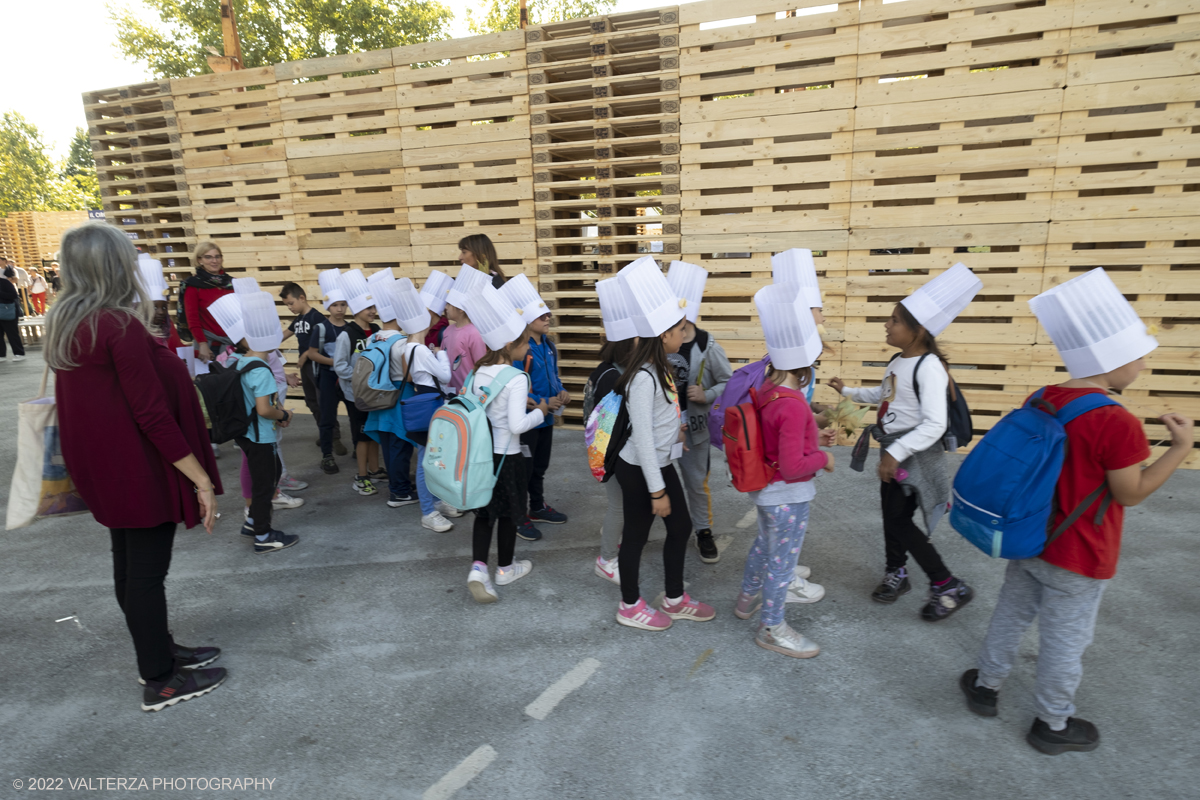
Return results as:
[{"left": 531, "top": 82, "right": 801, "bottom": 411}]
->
[{"left": 475, "top": 451, "right": 528, "bottom": 520}]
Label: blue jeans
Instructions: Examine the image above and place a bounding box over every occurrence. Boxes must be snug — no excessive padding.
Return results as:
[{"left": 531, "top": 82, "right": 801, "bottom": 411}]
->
[
  {"left": 415, "top": 446, "right": 435, "bottom": 516},
  {"left": 740, "top": 502, "right": 810, "bottom": 626},
  {"left": 378, "top": 431, "right": 414, "bottom": 497}
]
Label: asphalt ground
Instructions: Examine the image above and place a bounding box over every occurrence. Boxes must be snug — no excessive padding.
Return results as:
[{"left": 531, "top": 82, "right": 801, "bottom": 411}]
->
[{"left": 2, "top": 346, "right": 1197, "bottom": 800}]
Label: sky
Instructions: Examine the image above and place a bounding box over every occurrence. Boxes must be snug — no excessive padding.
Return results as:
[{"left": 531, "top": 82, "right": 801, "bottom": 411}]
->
[{"left": 1, "top": 0, "right": 673, "bottom": 159}]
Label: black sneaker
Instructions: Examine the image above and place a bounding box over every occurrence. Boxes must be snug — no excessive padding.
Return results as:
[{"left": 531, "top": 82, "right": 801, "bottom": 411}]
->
[
  {"left": 137, "top": 642, "right": 221, "bottom": 685},
  {"left": 333, "top": 439, "right": 349, "bottom": 457},
  {"left": 529, "top": 504, "right": 568, "bottom": 524},
  {"left": 959, "top": 668, "right": 998, "bottom": 717},
  {"left": 253, "top": 529, "right": 300, "bottom": 554},
  {"left": 1027, "top": 717, "right": 1100, "bottom": 755},
  {"left": 517, "top": 518, "right": 544, "bottom": 541},
  {"left": 368, "top": 468, "right": 388, "bottom": 482},
  {"left": 920, "top": 577, "right": 974, "bottom": 621},
  {"left": 321, "top": 456, "right": 339, "bottom": 475},
  {"left": 695, "top": 529, "right": 720, "bottom": 564},
  {"left": 240, "top": 522, "right": 256, "bottom": 538},
  {"left": 141, "top": 667, "right": 226, "bottom": 712},
  {"left": 387, "top": 492, "right": 418, "bottom": 508},
  {"left": 871, "top": 567, "right": 911, "bottom": 603}
]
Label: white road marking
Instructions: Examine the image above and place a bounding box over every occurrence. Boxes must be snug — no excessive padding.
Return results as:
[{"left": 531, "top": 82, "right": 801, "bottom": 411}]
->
[
  {"left": 524, "top": 658, "right": 601, "bottom": 721},
  {"left": 423, "top": 745, "right": 497, "bottom": 800},
  {"left": 736, "top": 507, "right": 758, "bottom": 529},
  {"left": 716, "top": 534, "right": 734, "bottom": 554}
]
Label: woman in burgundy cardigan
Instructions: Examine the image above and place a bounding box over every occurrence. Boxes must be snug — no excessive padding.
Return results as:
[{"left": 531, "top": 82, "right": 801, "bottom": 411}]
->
[
  {"left": 183, "top": 240, "right": 234, "bottom": 363},
  {"left": 45, "top": 222, "right": 228, "bottom": 712}
]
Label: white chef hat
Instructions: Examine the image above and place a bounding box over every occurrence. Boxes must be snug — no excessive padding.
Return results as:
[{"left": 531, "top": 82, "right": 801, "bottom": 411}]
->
[
  {"left": 136, "top": 253, "right": 168, "bottom": 299},
  {"left": 462, "top": 283, "right": 527, "bottom": 351},
  {"left": 900, "top": 262, "right": 982, "bottom": 337},
  {"left": 667, "top": 260, "right": 708, "bottom": 324},
  {"left": 232, "top": 276, "right": 259, "bottom": 295},
  {"left": 596, "top": 276, "right": 637, "bottom": 342},
  {"left": 771, "top": 248, "right": 822, "bottom": 309},
  {"left": 367, "top": 269, "right": 397, "bottom": 323},
  {"left": 338, "top": 269, "right": 375, "bottom": 315},
  {"left": 446, "top": 264, "right": 489, "bottom": 310},
  {"left": 388, "top": 278, "right": 433, "bottom": 336},
  {"left": 208, "top": 293, "right": 246, "bottom": 347},
  {"left": 421, "top": 269, "right": 454, "bottom": 315},
  {"left": 238, "top": 290, "right": 283, "bottom": 352},
  {"left": 617, "top": 256, "right": 684, "bottom": 338},
  {"left": 755, "top": 282, "right": 823, "bottom": 370},
  {"left": 498, "top": 273, "right": 549, "bottom": 326},
  {"left": 1029, "top": 267, "right": 1158, "bottom": 379},
  {"left": 318, "top": 269, "right": 346, "bottom": 306}
]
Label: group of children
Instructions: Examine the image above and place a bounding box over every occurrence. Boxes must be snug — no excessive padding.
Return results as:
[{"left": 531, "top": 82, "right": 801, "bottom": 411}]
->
[{"left": 137, "top": 236, "right": 1193, "bottom": 757}]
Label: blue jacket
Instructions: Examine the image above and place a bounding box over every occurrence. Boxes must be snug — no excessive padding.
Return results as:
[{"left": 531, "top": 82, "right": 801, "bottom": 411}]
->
[{"left": 516, "top": 336, "right": 564, "bottom": 430}]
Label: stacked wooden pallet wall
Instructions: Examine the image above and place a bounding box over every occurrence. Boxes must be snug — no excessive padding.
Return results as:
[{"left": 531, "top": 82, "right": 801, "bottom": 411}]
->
[{"left": 82, "top": 0, "right": 1200, "bottom": 464}]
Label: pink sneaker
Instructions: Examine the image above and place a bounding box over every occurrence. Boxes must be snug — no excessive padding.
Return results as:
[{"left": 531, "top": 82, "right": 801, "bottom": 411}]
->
[
  {"left": 658, "top": 592, "right": 716, "bottom": 622},
  {"left": 615, "top": 598, "right": 672, "bottom": 631}
]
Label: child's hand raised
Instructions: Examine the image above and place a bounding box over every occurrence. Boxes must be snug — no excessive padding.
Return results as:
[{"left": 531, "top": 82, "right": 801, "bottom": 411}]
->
[
  {"left": 1161, "top": 413, "right": 1195, "bottom": 448},
  {"left": 828, "top": 377, "right": 845, "bottom": 394}
]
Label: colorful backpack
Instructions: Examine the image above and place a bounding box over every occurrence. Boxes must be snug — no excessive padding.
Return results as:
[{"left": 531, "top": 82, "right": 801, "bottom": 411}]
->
[
  {"left": 708, "top": 355, "right": 771, "bottom": 451},
  {"left": 422, "top": 366, "right": 525, "bottom": 511},
  {"left": 950, "top": 389, "right": 1118, "bottom": 559},
  {"left": 352, "top": 338, "right": 400, "bottom": 412}
]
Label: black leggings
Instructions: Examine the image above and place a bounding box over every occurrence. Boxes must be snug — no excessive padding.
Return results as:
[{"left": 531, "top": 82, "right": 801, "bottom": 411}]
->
[
  {"left": 472, "top": 515, "right": 516, "bottom": 568},
  {"left": 880, "top": 479, "right": 950, "bottom": 584},
  {"left": 110, "top": 522, "right": 177, "bottom": 681},
  {"left": 615, "top": 457, "right": 691, "bottom": 606}
]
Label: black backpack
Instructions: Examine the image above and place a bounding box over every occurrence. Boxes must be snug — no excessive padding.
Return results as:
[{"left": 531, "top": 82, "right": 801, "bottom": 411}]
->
[
  {"left": 898, "top": 352, "right": 973, "bottom": 450},
  {"left": 195, "top": 359, "right": 273, "bottom": 443}
]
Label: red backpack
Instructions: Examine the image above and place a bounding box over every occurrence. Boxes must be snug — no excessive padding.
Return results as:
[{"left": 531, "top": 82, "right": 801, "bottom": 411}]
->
[{"left": 722, "top": 386, "right": 796, "bottom": 493}]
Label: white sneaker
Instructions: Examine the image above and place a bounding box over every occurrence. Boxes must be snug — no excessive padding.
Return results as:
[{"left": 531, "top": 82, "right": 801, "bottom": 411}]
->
[
  {"left": 434, "top": 500, "right": 463, "bottom": 518},
  {"left": 421, "top": 511, "right": 453, "bottom": 532},
  {"left": 495, "top": 559, "right": 533, "bottom": 586},
  {"left": 755, "top": 621, "right": 820, "bottom": 659},
  {"left": 243, "top": 507, "right": 250, "bottom": 520},
  {"left": 272, "top": 491, "right": 304, "bottom": 510},
  {"left": 786, "top": 576, "right": 826, "bottom": 604},
  {"left": 278, "top": 475, "right": 308, "bottom": 492},
  {"left": 594, "top": 555, "right": 620, "bottom": 585},
  {"left": 794, "top": 564, "right": 812, "bottom": 580},
  {"left": 467, "top": 567, "right": 498, "bottom": 604},
  {"left": 12, "top": 354, "right": 25, "bottom": 362},
  {"left": 211, "top": 443, "right": 221, "bottom": 459}
]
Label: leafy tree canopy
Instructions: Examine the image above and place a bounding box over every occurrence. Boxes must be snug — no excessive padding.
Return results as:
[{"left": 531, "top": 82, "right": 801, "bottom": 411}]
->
[
  {"left": 108, "top": 0, "right": 456, "bottom": 79},
  {"left": 0, "top": 113, "right": 96, "bottom": 214},
  {"left": 468, "top": 0, "right": 616, "bottom": 35}
]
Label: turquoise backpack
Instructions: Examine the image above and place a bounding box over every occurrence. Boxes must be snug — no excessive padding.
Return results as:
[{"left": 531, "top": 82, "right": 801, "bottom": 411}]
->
[{"left": 422, "top": 366, "right": 526, "bottom": 511}]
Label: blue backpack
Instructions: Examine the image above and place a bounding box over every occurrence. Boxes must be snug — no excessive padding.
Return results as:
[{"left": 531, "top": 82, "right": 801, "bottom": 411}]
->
[
  {"left": 422, "top": 366, "right": 526, "bottom": 511},
  {"left": 352, "top": 338, "right": 401, "bottom": 412},
  {"left": 950, "top": 389, "right": 1118, "bottom": 559}
]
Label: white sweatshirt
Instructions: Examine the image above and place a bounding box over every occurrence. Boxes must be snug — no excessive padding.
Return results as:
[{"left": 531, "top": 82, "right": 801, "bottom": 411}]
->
[
  {"left": 471, "top": 363, "right": 545, "bottom": 455},
  {"left": 618, "top": 365, "right": 681, "bottom": 494},
  {"left": 842, "top": 354, "right": 948, "bottom": 463}
]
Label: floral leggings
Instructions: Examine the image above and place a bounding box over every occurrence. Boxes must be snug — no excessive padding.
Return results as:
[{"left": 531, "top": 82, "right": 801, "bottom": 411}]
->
[{"left": 740, "top": 502, "right": 810, "bottom": 627}]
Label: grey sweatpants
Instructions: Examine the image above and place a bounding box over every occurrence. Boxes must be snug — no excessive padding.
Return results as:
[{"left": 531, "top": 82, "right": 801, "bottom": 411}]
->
[
  {"left": 976, "top": 558, "right": 1107, "bottom": 728},
  {"left": 600, "top": 478, "right": 623, "bottom": 562},
  {"left": 677, "top": 439, "right": 712, "bottom": 532}
]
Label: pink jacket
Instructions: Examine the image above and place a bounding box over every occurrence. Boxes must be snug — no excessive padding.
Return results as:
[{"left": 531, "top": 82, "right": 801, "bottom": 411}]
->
[{"left": 757, "top": 381, "right": 826, "bottom": 486}]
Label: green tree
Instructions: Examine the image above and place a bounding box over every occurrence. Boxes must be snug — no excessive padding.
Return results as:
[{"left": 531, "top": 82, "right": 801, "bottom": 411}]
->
[
  {"left": 62, "top": 128, "right": 102, "bottom": 211},
  {"left": 108, "top": 0, "right": 456, "bottom": 79},
  {"left": 467, "top": 0, "right": 616, "bottom": 35},
  {"left": 0, "top": 113, "right": 93, "bottom": 214}
]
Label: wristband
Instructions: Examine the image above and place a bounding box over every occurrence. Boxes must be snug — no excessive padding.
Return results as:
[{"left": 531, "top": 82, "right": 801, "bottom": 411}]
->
[{"left": 650, "top": 491, "right": 666, "bottom": 500}]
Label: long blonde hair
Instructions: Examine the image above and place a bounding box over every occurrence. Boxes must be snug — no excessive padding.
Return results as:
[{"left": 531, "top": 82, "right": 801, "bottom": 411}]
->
[{"left": 44, "top": 223, "right": 151, "bottom": 370}]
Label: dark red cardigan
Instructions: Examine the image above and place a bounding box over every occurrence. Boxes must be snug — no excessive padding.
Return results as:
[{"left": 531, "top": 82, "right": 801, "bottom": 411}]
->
[
  {"left": 183, "top": 280, "right": 233, "bottom": 345},
  {"left": 56, "top": 311, "right": 222, "bottom": 530}
]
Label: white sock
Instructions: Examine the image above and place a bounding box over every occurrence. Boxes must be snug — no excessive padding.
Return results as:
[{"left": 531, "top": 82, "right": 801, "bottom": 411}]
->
[
  {"left": 255, "top": 533, "right": 269, "bottom": 542},
  {"left": 471, "top": 561, "right": 488, "bottom": 572},
  {"left": 1048, "top": 720, "right": 1067, "bottom": 732},
  {"left": 665, "top": 594, "right": 684, "bottom": 607}
]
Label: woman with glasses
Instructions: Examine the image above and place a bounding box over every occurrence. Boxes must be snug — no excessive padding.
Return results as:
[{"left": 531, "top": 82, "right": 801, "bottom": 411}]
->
[{"left": 183, "top": 242, "right": 235, "bottom": 363}]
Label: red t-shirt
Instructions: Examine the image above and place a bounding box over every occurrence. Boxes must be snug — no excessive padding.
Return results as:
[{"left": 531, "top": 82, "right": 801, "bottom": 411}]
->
[{"left": 1034, "top": 386, "right": 1150, "bottom": 580}]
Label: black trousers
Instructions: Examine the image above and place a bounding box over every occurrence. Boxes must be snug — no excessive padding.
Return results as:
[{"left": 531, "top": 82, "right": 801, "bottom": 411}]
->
[
  {"left": 301, "top": 362, "right": 339, "bottom": 441},
  {"left": 110, "top": 522, "right": 176, "bottom": 681},
  {"left": 880, "top": 479, "right": 951, "bottom": 584},
  {"left": 0, "top": 317, "right": 24, "bottom": 356},
  {"left": 472, "top": 516, "right": 516, "bottom": 568},
  {"left": 615, "top": 457, "right": 691, "bottom": 606},
  {"left": 519, "top": 425, "right": 554, "bottom": 511},
  {"left": 237, "top": 437, "right": 282, "bottom": 534},
  {"left": 318, "top": 368, "right": 354, "bottom": 456}
]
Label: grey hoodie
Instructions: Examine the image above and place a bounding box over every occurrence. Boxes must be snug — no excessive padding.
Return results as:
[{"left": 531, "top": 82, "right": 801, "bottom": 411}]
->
[{"left": 669, "top": 327, "right": 732, "bottom": 446}]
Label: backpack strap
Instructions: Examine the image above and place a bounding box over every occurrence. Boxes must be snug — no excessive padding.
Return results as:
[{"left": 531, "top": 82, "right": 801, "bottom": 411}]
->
[
  {"left": 1054, "top": 392, "right": 1119, "bottom": 424},
  {"left": 236, "top": 359, "right": 272, "bottom": 439}
]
